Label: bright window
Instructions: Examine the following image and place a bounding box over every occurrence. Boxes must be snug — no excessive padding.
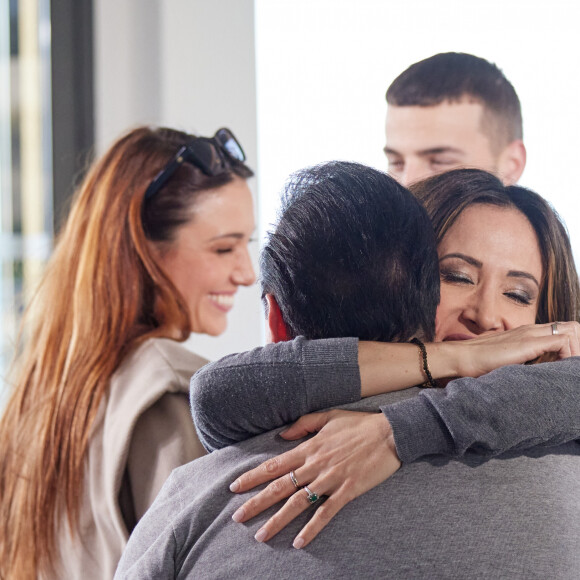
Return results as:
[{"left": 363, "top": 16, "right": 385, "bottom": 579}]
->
[{"left": 0, "top": 0, "right": 53, "bottom": 383}]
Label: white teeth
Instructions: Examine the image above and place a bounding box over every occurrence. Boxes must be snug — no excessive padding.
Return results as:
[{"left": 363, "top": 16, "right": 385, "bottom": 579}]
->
[{"left": 209, "top": 294, "right": 235, "bottom": 307}]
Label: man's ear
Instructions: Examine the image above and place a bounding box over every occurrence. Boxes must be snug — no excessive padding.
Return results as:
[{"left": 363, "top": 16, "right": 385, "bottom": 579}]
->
[
  {"left": 265, "top": 294, "right": 290, "bottom": 343},
  {"left": 497, "top": 139, "right": 526, "bottom": 185}
]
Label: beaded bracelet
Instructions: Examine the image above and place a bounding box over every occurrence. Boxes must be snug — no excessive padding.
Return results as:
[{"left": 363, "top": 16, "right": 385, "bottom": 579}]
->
[{"left": 410, "top": 338, "right": 439, "bottom": 388}]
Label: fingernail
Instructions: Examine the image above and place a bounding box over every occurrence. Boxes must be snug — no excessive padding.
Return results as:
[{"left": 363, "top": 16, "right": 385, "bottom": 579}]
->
[
  {"left": 232, "top": 507, "right": 245, "bottom": 523},
  {"left": 293, "top": 536, "right": 305, "bottom": 549},
  {"left": 229, "top": 479, "right": 240, "bottom": 492},
  {"left": 254, "top": 528, "right": 268, "bottom": 542}
]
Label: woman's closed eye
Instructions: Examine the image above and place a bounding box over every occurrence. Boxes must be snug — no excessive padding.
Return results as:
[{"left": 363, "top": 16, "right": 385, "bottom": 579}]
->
[
  {"left": 215, "top": 236, "right": 256, "bottom": 256},
  {"left": 504, "top": 289, "right": 534, "bottom": 306},
  {"left": 440, "top": 269, "right": 474, "bottom": 285},
  {"left": 215, "top": 247, "right": 234, "bottom": 255}
]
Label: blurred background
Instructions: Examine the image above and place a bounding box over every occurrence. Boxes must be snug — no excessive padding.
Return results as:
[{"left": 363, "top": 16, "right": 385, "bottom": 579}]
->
[{"left": 2, "top": 0, "right": 579, "bottom": 387}]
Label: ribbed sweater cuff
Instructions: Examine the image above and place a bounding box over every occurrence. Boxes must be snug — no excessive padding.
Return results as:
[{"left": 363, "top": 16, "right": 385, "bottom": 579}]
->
[
  {"left": 381, "top": 394, "right": 455, "bottom": 463},
  {"left": 301, "top": 336, "right": 361, "bottom": 410}
]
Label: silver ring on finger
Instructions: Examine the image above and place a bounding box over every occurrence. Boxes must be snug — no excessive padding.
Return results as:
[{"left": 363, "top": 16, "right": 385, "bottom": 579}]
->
[
  {"left": 289, "top": 470, "right": 301, "bottom": 489},
  {"left": 304, "top": 485, "right": 319, "bottom": 504},
  {"left": 552, "top": 322, "right": 559, "bottom": 335}
]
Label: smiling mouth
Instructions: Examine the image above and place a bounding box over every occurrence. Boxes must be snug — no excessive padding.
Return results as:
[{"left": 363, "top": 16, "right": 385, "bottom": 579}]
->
[{"left": 208, "top": 293, "right": 235, "bottom": 310}]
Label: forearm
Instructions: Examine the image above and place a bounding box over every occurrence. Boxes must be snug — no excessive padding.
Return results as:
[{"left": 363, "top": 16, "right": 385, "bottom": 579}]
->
[
  {"left": 190, "top": 337, "right": 361, "bottom": 451},
  {"left": 358, "top": 341, "right": 460, "bottom": 396},
  {"left": 191, "top": 330, "right": 557, "bottom": 453},
  {"left": 192, "top": 337, "right": 458, "bottom": 452},
  {"left": 381, "top": 357, "right": 580, "bottom": 463}
]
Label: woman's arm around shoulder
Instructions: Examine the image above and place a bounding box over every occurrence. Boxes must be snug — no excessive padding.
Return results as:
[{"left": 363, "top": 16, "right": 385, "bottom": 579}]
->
[
  {"left": 191, "top": 322, "right": 580, "bottom": 452},
  {"left": 190, "top": 336, "right": 361, "bottom": 451},
  {"left": 383, "top": 356, "right": 580, "bottom": 462}
]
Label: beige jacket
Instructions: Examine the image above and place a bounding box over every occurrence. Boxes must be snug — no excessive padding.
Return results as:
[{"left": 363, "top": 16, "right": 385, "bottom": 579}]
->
[{"left": 56, "top": 338, "right": 208, "bottom": 580}]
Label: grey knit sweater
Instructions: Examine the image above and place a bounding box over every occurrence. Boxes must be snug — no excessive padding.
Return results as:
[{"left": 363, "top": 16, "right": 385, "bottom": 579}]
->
[
  {"left": 190, "top": 336, "right": 580, "bottom": 460},
  {"left": 116, "top": 338, "right": 580, "bottom": 578}
]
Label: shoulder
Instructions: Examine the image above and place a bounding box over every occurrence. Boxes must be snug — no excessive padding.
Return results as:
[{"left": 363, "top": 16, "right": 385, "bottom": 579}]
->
[
  {"left": 98, "top": 338, "right": 209, "bottom": 488},
  {"left": 110, "top": 338, "right": 209, "bottom": 406},
  {"left": 103, "top": 338, "right": 208, "bottom": 437}
]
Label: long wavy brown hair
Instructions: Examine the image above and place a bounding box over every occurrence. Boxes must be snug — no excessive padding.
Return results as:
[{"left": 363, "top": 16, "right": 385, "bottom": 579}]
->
[{"left": 0, "top": 126, "right": 252, "bottom": 579}]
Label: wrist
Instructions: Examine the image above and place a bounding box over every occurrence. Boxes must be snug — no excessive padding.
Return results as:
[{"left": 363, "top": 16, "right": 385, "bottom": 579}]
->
[
  {"left": 426, "top": 341, "right": 463, "bottom": 380},
  {"left": 438, "top": 340, "right": 487, "bottom": 378},
  {"left": 370, "top": 413, "right": 399, "bottom": 459}
]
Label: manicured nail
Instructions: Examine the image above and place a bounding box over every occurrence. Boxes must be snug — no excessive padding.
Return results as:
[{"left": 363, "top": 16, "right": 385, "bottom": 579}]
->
[
  {"left": 293, "top": 536, "right": 305, "bottom": 549},
  {"left": 232, "top": 507, "right": 245, "bottom": 523},
  {"left": 229, "top": 479, "right": 240, "bottom": 492},
  {"left": 254, "top": 528, "right": 268, "bottom": 542}
]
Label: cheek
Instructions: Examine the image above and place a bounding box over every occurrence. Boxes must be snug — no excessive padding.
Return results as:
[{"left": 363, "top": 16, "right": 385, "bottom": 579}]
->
[
  {"left": 514, "top": 308, "right": 538, "bottom": 327},
  {"left": 434, "top": 285, "right": 464, "bottom": 338},
  {"left": 165, "top": 255, "right": 208, "bottom": 306},
  {"left": 435, "top": 286, "right": 454, "bottom": 322}
]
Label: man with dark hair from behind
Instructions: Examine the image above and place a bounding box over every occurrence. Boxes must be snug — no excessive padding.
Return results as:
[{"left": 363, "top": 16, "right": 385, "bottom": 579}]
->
[
  {"left": 384, "top": 52, "right": 526, "bottom": 186},
  {"left": 259, "top": 162, "right": 438, "bottom": 345},
  {"left": 115, "top": 160, "right": 444, "bottom": 578}
]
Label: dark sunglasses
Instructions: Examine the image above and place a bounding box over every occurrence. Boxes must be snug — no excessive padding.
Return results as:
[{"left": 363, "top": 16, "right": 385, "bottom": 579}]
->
[{"left": 143, "top": 128, "right": 246, "bottom": 201}]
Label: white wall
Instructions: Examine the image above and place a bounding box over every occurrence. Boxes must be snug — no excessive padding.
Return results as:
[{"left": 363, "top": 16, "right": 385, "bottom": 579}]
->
[
  {"left": 255, "top": 0, "right": 580, "bottom": 263},
  {"left": 94, "top": 0, "right": 263, "bottom": 361}
]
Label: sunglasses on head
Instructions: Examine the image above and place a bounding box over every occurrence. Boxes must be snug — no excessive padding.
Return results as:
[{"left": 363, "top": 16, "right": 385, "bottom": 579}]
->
[{"left": 144, "top": 128, "right": 246, "bottom": 201}]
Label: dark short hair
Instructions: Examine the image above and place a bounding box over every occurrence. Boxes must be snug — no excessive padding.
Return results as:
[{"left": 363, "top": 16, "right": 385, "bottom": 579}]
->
[
  {"left": 410, "top": 168, "right": 580, "bottom": 325},
  {"left": 386, "top": 52, "right": 522, "bottom": 150},
  {"left": 260, "top": 161, "right": 440, "bottom": 342}
]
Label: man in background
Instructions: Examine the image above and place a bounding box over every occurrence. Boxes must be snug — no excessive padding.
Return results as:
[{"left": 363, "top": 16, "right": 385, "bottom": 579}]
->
[{"left": 384, "top": 52, "right": 526, "bottom": 186}]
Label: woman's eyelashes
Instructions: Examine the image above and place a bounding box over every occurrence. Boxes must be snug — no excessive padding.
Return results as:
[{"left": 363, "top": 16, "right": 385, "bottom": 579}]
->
[
  {"left": 440, "top": 268, "right": 536, "bottom": 306},
  {"left": 213, "top": 245, "right": 234, "bottom": 255},
  {"left": 214, "top": 238, "right": 254, "bottom": 255},
  {"left": 504, "top": 289, "right": 534, "bottom": 306},
  {"left": 440, "top": 268, "right": 474, "bottom": 285}
]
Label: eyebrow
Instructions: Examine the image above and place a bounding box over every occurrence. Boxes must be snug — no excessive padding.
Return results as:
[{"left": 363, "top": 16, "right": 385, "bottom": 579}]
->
[
  {"left": 208, "top": 233, "right": 246, "bottom": 242},
  {"left": 208, "top": 227, "right": 256, "bottom": 242},
  {"left": 383, "top": 146, "right": 464, "bottom": 157},
  {"left": 439, "top": 253, "right": 540, "bottom": 288}
]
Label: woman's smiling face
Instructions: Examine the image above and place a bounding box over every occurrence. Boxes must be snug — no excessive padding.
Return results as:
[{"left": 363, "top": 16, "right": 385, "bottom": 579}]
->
[
  {"left": 435, "top": 204, "right": 543, "bottom": 342},
  {"left": 159, "top": 177, "right": 256, "bottom": 336}
]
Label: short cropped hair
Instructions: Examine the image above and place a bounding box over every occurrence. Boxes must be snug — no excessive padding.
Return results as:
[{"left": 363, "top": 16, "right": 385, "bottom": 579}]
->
[
  {"left": 411, "top": 168, "right": 580, "bottom": 325},
  {"left": 261, "top": 161, "right": 440, "bottom": 342},
  {"left": 387, "top": 52, "right": 523, "bottom": 151}
]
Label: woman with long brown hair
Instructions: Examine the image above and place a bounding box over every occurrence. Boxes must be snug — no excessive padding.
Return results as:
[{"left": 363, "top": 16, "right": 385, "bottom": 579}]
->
[{"left": 0, "top": 126, "right": 255, "bottom": 579}]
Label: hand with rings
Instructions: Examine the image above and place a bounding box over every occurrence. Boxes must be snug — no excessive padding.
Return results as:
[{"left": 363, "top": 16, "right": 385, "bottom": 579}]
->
[
  {"left": 289, "top": 471, "right": 320, "bottom": 504},
  {"left": 451, "top": 321, "right": 580, "bottom": 378},
  {"left": 228, "top": 321, "right": 580, "bottom": 549},
  {"left": 230, "top": 410, "right": 401, "bottom": 549}
]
